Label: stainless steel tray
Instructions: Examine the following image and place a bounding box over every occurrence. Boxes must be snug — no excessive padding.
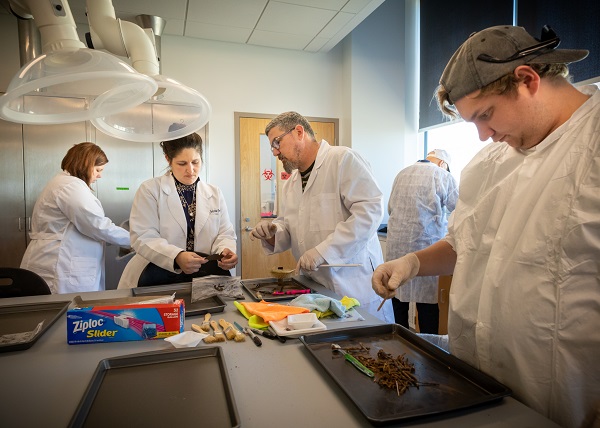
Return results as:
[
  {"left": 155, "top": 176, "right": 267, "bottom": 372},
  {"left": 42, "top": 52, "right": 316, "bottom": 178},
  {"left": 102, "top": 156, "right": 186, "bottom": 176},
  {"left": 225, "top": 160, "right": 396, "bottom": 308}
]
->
[
  {"left": 0, "top": 300, "right": 71, "bottom": 352},
  {"left": 131, "top": 282, "right": 226, "bottom": 316},
  {"left": 69, "top": 347, "right": 240, "bottom": 428},
  {"left": 300, "top": 324, "right": 511, "bottom": 426},
  {"left": 241, "top": 277, "right": 313, "bottom": 301}
]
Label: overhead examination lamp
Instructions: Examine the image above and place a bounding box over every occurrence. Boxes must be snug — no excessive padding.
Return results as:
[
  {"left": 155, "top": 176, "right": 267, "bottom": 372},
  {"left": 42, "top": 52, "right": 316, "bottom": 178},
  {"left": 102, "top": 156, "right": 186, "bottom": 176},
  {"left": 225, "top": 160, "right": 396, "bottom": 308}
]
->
[
  {"left": 0, "top": 0, "right": 158, "bottom": 125},
  {"left": 85, "top": 0, "right": 212, "bottom": 142}
]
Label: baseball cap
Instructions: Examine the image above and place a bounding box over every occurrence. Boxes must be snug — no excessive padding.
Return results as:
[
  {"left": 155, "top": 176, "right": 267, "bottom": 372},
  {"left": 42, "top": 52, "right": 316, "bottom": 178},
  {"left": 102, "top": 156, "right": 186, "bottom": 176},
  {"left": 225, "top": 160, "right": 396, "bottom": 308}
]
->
[
  {"left": 428, "top": 149, "right": 451, "bottom": 167},
  {"left": 440, "top": 25, "right": 589, "bottom": 104}
]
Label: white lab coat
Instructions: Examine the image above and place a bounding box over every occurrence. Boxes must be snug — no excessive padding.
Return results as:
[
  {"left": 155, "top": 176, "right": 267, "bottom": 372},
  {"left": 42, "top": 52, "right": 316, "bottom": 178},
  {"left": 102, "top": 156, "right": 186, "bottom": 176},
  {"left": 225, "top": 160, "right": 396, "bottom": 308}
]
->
[
  {"left": 265, "top": 141, "right": 385, "bottom": 307},
  {"left": 20, "top": 171, "right": 130, "bottom": 294},
  {"left": 386, "top": 161, "right": 458, "bottom": 303},
  {"left": 118, "top": 173, "right": 236, "bottom": 289},
  {"left": 445, "top": 85, "right": 600, "bottom": 428}
]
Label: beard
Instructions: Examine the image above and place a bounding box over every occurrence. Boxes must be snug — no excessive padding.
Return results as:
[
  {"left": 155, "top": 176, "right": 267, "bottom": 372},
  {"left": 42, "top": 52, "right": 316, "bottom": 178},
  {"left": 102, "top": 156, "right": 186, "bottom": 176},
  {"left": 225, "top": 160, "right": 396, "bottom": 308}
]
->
[{"left": 279, "top": 156, "right": 297, "bottom": 174}]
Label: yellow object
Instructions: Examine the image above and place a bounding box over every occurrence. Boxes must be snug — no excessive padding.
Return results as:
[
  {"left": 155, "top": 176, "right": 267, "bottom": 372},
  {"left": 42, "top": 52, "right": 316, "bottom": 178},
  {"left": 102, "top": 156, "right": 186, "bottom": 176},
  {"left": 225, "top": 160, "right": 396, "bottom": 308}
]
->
[
  {"left": 233, "top": 301, "right": 269, "bottom": 329},
  {"left": 314, "top": 296, "right": 361, "bottom": 319},
  {"left": 241, "top": 300, "right": 309, "bottom": 322},
  {"left": 340, "top": 296, "right": 360, "bottom": 309}
]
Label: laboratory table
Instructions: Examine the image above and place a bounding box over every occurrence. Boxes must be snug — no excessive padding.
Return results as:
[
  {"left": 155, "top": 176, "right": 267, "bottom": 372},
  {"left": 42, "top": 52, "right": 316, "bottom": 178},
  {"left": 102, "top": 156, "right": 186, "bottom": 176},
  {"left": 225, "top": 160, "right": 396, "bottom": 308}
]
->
[{"left": 0, "top": 276, "right": 560, "bottom": 427}]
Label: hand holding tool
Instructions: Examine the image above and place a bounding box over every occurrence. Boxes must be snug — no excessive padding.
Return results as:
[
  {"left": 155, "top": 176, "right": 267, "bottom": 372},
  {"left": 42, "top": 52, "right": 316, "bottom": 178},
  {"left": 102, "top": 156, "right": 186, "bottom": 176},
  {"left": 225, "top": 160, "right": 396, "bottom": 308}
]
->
[
  {"left": 331, "top": 343, "right": 374, "bottom": 378},
  {"left": 250, "top": 220, "right": 276, "bottom": 241},
  {"left": 372, "top": 252, "right": 420, "bottom": 299},
  {"left": 194, "top": 251, "right": 224, "bottom": 261}
]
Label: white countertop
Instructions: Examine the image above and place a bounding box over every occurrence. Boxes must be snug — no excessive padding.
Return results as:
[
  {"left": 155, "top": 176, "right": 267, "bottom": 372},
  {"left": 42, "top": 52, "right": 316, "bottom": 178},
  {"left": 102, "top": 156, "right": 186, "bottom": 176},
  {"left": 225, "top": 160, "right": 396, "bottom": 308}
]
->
[{"left": 0, "top": 276, "right": 560, "bottom": 427}]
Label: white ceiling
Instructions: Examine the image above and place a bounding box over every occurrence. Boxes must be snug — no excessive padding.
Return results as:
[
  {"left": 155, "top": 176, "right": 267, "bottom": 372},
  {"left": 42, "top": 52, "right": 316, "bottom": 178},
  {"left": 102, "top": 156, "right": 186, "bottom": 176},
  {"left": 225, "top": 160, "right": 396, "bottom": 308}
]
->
[{"left": 1, "top": 0, "right": 386, "bottom": 53}]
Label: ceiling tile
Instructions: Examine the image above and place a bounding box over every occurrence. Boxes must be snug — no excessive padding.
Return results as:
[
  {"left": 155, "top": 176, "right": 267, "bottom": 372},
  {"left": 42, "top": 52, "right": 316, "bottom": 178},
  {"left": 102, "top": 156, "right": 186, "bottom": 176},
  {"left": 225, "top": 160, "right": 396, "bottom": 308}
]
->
[
  {"left": 304, "top": 36, "right": 329, "bottom": 52},
  {"left": 342, "top": 0, "right": 373, "bottom": 14},
  {"left": 1, "top": 0, "right": 386, "bottom": 53},
  {"left": 257, "top": 1, "right": 336, "bottom": 36},
  {"left": 274, "top": 0, "right": 347, "bottom": 10},
  {"left": 248, "top": 29, "right": 313, "bottom": 50},
  {"left": 317, "top": 11, "right": 354, "bottom": 39},
  {"left": 185, "top": 21, "right": 252, "bottom": 43},
  {"left": 187, "top": 0, "right": 267, "bottom": 29}
]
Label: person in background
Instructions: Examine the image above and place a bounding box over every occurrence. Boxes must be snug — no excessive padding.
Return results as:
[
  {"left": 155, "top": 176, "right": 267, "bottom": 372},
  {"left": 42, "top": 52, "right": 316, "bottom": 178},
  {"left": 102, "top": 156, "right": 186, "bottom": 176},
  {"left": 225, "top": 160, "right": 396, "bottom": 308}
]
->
[
  {"left": 20, "top": 142, "right": 130, "bottom": 294},
  {"left": 251, "top": 111, "right": 393, "bottom": 322},
  {"left": 386, "top": 149, "right": 458, "bottom": 333},
  {"left": 118, "top": 132, "right": 237, "bottom": 289},
  {"left": 372, "top": 25, "right": 600, "bottom": 427}
]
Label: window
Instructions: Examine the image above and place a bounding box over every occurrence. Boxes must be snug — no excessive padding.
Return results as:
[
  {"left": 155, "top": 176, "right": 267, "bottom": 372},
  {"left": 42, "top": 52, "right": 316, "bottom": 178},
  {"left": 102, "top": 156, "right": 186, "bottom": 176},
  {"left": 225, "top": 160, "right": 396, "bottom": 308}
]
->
[{"left": 424, "top": 121, "right": 489, "bottom": 184}]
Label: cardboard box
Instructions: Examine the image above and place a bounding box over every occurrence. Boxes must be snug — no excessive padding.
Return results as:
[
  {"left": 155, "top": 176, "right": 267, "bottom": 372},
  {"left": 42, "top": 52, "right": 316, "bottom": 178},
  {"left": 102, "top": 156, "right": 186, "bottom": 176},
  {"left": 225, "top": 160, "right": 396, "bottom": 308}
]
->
[{"left": 67, "top": 296, "right": 185, "bottom": 345}]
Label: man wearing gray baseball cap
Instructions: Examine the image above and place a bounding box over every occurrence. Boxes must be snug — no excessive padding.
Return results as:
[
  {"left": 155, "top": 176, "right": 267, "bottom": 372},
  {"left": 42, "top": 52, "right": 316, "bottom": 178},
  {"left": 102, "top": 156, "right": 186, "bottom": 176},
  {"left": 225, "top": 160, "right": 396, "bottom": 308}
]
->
[{"left": 373, "top": 25, "right": 599, "bottom": 428}]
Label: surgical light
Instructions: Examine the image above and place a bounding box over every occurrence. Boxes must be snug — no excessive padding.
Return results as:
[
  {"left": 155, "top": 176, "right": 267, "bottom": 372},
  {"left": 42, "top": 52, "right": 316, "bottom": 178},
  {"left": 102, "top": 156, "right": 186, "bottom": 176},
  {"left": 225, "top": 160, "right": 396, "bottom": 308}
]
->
[{"left": 0, "top": 0, "right": 158, "bottom": 125}]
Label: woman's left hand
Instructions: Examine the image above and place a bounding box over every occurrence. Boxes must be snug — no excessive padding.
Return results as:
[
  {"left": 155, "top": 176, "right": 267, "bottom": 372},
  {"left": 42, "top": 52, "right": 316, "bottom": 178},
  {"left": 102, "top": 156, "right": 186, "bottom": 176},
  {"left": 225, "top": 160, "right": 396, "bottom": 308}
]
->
[{"left": 218, "top": 248, "right": 238, "bottom": 270}]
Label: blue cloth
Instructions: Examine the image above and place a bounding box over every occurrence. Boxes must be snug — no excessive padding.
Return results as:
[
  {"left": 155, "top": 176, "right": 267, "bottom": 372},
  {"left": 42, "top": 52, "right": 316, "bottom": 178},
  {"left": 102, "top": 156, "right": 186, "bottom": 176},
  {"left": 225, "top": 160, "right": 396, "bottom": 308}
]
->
[{"left": 289, "top": 294, "right": 346, "bottom": 317}]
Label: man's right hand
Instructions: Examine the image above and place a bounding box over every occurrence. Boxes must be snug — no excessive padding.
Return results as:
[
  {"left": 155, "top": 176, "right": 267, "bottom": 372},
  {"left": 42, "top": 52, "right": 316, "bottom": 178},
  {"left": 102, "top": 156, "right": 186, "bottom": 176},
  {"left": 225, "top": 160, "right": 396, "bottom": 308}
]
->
[
  {"left": 372, "top": 253, "right": 420, "bottom": 299},
  {"left": 250, "top": 220, "right": 277, "bottom": 242}
]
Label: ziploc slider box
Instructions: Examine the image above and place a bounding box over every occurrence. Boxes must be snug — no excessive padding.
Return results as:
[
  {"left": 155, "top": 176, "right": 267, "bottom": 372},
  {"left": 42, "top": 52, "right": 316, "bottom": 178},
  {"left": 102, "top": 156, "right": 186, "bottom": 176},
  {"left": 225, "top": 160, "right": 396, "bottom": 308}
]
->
[{"left": 67, "top": 295, "right": 185, "bottom": 344}]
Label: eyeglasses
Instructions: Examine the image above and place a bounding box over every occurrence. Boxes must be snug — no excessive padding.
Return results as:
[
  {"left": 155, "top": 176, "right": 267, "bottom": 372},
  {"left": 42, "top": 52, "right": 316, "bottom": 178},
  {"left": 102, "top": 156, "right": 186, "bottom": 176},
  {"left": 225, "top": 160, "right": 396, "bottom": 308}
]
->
[
  {"left": 478, "top": 25, "right": 560, "bottom": 64},
  {"left": 269, "top": 128, "right": 294, "bottom": 151}
]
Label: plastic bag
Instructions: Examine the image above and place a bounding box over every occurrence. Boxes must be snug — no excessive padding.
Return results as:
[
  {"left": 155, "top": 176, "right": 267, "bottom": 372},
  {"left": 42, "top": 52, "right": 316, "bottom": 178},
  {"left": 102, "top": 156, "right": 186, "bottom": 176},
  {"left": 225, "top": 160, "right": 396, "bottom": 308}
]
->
[{"left": 191, "top": 275, "right": 244, "bottom": 301}]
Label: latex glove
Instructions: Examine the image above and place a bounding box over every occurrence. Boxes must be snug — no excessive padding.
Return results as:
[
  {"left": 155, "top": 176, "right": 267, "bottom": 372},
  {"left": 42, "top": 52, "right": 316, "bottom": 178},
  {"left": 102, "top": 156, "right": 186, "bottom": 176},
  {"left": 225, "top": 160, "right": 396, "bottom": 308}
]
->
[
  {"left": 296, "top": 248, "right": 325, "bottom": 273},
  {"left": 372, "top": 253, "right": 420, "bottom": 299},
  {"left": 250, "top": 220, "right": 277, "bottom": 241}
]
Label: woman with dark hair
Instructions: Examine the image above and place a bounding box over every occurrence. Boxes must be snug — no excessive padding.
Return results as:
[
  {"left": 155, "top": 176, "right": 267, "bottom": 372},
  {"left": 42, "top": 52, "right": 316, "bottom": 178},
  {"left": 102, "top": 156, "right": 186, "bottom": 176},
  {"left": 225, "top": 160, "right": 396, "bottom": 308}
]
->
[
  {"left": 118, "top": 132, "right": 237, "bottom": 289},
  {"left": 20, "top": 142, "right": 130, "bottom": 293}
]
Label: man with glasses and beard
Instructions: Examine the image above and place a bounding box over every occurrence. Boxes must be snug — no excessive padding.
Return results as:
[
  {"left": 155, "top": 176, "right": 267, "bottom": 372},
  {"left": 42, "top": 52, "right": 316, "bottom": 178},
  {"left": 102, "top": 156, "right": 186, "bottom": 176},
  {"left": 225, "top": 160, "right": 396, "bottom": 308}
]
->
[
  {"left": 372, "top": 25, "right": 600, "bottom": 427},
  {"left": 251, "top": 111, "right": 393, "bottom": 322}
]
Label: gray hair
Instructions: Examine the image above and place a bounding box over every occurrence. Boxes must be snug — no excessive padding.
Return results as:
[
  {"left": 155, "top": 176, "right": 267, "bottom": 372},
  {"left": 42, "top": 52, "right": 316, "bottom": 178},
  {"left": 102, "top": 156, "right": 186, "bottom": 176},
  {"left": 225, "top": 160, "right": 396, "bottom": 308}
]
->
[{"left": 265, "top": 111, "right": 316, "bottom": 141}]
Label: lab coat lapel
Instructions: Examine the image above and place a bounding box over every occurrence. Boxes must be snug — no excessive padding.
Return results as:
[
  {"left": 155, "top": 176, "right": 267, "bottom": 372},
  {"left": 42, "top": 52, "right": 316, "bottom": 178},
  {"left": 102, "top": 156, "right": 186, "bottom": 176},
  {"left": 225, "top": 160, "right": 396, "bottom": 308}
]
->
[
  {"left": 162, "top": 174, "right": 187, "bottom": 235},
  {"left": 302, "top": 140, "right": 329, "bottom": 193},
  {"left": 194, "top": 184, "right": 210, "bottom": 233}
]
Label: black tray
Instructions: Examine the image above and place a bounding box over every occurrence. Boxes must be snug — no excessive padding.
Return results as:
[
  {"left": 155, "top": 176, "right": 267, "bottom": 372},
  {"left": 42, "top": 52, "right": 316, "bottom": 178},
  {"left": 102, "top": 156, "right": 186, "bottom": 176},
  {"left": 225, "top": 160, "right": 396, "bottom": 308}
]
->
[
  {"left": 0, "top": 300, "right": 71, "bottom": 352},
  {"left": 69, "top": 347, "right": 240, "bottom": 428},
  {"left": 300, "top": 324, "right": 511, "bottom": 426},
  {"left": 131, "top": 282, "right": 226, "bottom": 317},
  {"left": 241, "top": 277, "right": 313, "bottom": 301}
]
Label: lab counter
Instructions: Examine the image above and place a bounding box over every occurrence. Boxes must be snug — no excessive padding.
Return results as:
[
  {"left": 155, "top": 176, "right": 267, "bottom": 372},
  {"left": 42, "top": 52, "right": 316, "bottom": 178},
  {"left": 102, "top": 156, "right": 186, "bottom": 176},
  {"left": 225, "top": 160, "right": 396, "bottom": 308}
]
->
[{"left": 0, "top": 276, "right": 560, "bottom": 427}]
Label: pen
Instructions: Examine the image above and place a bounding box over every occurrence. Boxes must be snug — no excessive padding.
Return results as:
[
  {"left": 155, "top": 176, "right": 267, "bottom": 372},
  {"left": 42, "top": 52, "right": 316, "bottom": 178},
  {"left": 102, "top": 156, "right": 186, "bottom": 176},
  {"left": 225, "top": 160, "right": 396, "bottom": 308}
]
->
[{"left": 249, "top": 327, "right": 277, "bottom": 340}]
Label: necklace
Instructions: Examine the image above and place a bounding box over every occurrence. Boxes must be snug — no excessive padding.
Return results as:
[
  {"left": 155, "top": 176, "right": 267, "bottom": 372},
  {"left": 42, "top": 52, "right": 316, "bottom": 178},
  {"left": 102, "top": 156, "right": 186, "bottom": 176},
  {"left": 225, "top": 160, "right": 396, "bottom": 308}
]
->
[
  {"left": 174, "top": 178, "right": 197, "bottom": 220},
  {"left": 174, "top": 177, "right": 198, "bottom": 251}
]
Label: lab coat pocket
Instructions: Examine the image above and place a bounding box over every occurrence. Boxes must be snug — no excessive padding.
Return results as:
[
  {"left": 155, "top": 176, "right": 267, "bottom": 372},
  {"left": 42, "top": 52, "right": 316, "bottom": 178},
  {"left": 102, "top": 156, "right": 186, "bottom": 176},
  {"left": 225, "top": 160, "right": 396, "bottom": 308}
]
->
[
  {"left": 309, "top": 193, "right": 339, "bottom": 232},
  {"left": 67, "top": 257, "right": 98, "bottom": 292}
]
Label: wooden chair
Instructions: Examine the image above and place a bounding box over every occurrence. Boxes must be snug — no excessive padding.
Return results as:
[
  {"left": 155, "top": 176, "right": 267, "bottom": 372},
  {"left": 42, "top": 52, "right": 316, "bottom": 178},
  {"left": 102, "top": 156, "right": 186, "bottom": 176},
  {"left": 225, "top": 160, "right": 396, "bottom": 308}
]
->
[{"left": 0, "top": 268, "right": 52, "bottom": 298}]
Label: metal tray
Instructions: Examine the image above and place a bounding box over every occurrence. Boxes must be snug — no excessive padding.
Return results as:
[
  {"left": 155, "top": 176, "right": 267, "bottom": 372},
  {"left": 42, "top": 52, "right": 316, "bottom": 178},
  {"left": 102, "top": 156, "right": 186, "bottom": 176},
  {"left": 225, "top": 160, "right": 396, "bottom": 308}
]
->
[
  {"left": 131, "top": 282, "right": 226, "bottom": 317},
  {"left": 300, "top": 324, "right": 511, "bottom": 426},
  {"left": 241, "top": 277, "right": 313, "bottom": 301},
  {"left": 69, "top": 347, "right": 240, "bottom": 428},
  {"left": 0, "top": 300, "right": 71, "bottom": 352}
]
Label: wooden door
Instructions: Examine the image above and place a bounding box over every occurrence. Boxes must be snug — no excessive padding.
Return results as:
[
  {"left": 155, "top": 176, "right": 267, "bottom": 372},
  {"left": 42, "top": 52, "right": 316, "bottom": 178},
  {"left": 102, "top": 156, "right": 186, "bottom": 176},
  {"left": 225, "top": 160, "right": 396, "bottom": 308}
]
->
[{"left": 239, "top": 116, "right": 336, "bottom": 279}]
